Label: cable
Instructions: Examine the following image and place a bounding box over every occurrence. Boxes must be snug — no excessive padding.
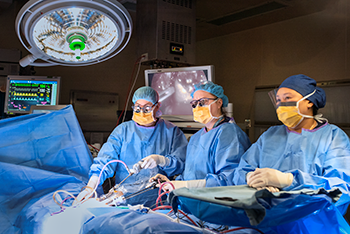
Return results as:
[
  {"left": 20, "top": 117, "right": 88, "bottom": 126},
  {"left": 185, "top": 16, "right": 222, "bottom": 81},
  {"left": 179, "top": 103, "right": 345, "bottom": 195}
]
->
[
  {"left": 159, "top": 181, "right": 175, "bottom": 192},
  {"left": 156, "top": 191, "right": 169, "bottom": 208},
  {"left": 178, "top": 209, "right": 198, "bottom": 227},
  {"left": 156, "top": 180, "right": 175, "bottom": 207},
  {"left": 117, "top": 55, "right": 145, "bottom": 125},
  {"left": 220, "top": 227, "right": 264, "bottom": 234},
  {"left": 152, "top": 205, "right": 172, "bottom": 211},
  {"left": 51, "top": 159, "right": 131, "bottom": 211},
  {"left": 121, "top": 57, "right": 143, "bottom": 123},
  {"left": 116, "top": 59, "right": 138, "bottom": 125},
  {"left": 87, "top": 143, "right": 100, "bottom": 152},
  {"left": 79, "top": 159, "right": 130, "bottom": 206},
  {"left": 157, "top": 178, "right": 164, "bottom": 207},
  {"left": 152, "top": 205, "right": 198, "bottom": 227},
  {"left": 52, "top": 190, "right": 77, "bottom": 208}
]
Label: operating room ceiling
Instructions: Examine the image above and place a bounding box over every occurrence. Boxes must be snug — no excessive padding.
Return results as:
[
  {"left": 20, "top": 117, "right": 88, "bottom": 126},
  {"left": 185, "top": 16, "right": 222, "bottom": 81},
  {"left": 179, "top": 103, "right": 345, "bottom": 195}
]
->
[
  {"left": 2, "top": 0, "right": 333, "bottom": 42},
  {"left": 120, "top": 0, "right": 333, "bottom": 41}
]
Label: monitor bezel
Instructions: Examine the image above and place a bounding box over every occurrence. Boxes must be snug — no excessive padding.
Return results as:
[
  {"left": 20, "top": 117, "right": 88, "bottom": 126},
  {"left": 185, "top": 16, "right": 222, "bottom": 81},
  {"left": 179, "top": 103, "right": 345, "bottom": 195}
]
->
[
  {"left": 144, "top": 65, "right": 215, "bottom": 86},
  {"left": 4, "top": 75, "right": 61, "bottom": 115},
  {"left": 144, "top": 65, "right": 215, "bottom": 124},
  {"left": 29, "top": 104, "right": 67, "bottom": 114}
]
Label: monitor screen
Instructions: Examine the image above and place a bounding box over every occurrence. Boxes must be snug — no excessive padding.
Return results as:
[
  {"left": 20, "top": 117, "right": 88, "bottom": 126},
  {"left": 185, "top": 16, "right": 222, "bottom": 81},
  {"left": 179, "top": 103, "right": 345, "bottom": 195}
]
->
[
  {"left": 4, "top": 76, "right": 61, "bottom": 115},
  {"left": 145, "top": 65, "right": 214, "bottom": 122},
  {"left": 29, "top": 105, "right": 67, "bottom": 114}
]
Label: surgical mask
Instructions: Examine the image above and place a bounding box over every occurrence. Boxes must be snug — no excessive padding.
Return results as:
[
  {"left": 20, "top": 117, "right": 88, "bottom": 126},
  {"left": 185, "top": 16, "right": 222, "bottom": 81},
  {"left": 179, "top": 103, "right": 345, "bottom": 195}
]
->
[
  {"left": 132, "top": 108, "right": 156, "bottom": 126},
  {"left": 276, "top": 90, "right": 316, "bottom": 128},
  {"left": 192, "top": 99, "right": 222, "bottom": 124}
]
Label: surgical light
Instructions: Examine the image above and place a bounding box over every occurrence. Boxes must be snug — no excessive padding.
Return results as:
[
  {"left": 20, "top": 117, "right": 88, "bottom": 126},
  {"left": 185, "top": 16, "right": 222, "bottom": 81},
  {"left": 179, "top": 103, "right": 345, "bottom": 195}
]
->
[{"left": 16, "top": 0, "right": 132, "bottom": 67}]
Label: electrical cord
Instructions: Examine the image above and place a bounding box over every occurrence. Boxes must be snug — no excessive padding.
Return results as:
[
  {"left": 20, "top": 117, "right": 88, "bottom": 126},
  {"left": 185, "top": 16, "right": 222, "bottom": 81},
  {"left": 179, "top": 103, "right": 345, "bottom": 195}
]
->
[
  {"left": 220, "top": 227, "right": 264, "bottom": 234},
  {"left": 87, "top": 143, "right": 100, "bottom": 152},
  {"left": 152, "top": 180, "right": 263, "bottom": 234},
  {"left": 152, "top": 205, "right": 199, "bottom": 227},
  {"left": 116, "top": 57, "right": 140, "bottom": 125},
  {"left": 78, "top": 159, "right": 131, "bottom": 206},
  {"left": 52, "top": 190, "right": 77, "bottom": 208},
  {"left": 51, "top": 159, "right": 132, "bottom": 212},
  {"left": 121, "top": 56, "right": 143, "bottom": 123},
  {"left": 117, "top": 54, "right": 146, "bottom": 125}
]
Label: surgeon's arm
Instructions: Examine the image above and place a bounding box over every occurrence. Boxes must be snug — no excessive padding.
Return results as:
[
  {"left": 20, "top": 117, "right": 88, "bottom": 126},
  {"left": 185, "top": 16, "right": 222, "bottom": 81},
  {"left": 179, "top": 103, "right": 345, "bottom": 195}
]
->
[
  {"left": 159, "top": 127, "right": 188, "bottom": 177},
  {"left": 89, "top": 126, "right": 124, "bottom": 184},
  {"left": 150, "top": 174, "right": 206, "bottom": 192},
  {"left": 74, "top": 175, "right": 99, "bottom": 204},
  {"left": 232, "top": 138, "right": 264, "bottom": 186},
  {"left": 284, "top": 128, "right": 350, "bottom": 213},
  {"left": 206, "top": 125, "right": 251, "bottom": 187}
]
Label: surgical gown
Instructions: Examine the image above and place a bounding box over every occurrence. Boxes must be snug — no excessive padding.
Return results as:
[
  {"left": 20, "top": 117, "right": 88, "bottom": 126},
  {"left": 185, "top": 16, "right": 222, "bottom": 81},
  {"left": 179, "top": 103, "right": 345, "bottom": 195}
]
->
[
  {"left": 90, "top": 118, "right": 187, "bottom": 192},
  {"left": 177, "top": 119, "right": 251, "bottom": 187},
  {"left": 233, "top": 122, "right": 350, "bottom": 232}
]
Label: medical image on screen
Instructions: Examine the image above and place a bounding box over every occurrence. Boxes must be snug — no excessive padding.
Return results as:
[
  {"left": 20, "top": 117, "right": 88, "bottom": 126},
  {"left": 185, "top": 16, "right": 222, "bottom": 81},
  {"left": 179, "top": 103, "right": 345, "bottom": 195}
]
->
[
  {"left": 150, "top": 70, "right": 208, "bottom": 116},
  {"left": 7, "top": 80, "right": 58, "bottom": 113}
]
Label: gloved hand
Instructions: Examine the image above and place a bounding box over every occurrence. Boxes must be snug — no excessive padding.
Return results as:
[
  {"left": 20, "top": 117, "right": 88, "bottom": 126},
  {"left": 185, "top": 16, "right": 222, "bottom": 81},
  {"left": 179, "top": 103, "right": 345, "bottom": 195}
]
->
[
  {"left": 141, "top": 154, "right": 170, "bottom": 169},
  {"left": 165, "top": 179, "right": 206, "bottom": 192},
  {"left": 160, "top": 179, "right": 206, "bottom": 192},
  {"left": 131, "top": 161, "right": 143, "bottom": 174},
  {"left": 149, "top": 174, "right": 206, "bottom": 192},
  {"left": 149, "top": 173, "right": 173, "bottom": 191},
  {"left": 256, "top": 186, "right": 280, "bottom": 193},
  {"left": 162, "top": 180, "right": 188, "bottom": 192},
  {"left": 149, "top": 173, "right": 170, "bottom": 183},
  {"left": 73, "top": 175, "right": 99, "bottom": 205},
  {"left": 246, "top": 171, "right": 254, "bottom": 182},
  {"left": 247, "top": 168, "right": 293, "bottom": 189}
]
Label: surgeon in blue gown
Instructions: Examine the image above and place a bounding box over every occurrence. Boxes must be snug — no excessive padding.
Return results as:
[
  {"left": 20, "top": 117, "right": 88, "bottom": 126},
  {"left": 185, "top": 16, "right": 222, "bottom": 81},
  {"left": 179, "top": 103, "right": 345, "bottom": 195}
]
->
[
  {"left": 151, "top": 81, "right": 251, "bottom": 190},
  {"left": 76, "top": 86, "right": 188, "bottom": 206},
  {"left": 233, "top": 74, "right": 350, "bottom": 232}
]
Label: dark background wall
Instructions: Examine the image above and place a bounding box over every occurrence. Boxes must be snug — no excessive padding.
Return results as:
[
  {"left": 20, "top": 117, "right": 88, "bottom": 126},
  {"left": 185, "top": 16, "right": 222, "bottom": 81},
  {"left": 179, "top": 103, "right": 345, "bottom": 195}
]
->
[{"left": 0, "top": 0, "right": 349, "bottom": 133}]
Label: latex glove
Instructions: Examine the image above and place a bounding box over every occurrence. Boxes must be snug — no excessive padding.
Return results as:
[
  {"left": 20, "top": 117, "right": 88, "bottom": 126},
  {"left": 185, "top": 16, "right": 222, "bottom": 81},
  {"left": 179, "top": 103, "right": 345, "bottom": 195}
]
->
[
  {"left": 149, "top": 175, "right": 206, "bottom": 192},
  {"left": 162, "top": 179, "right": 206, "bottom": 192},
  {"left": 246, "top": 171, "right": 253, "bottom": 182},
  {"left": 247, "top": 168, "right": 293, "bottom": 189},
  {"left": 149, "top": 174, "right": 173, "bottom": 191},
  {"left": 256, "top": 186, "right": 280, "bottom": 193},
  {"left": 141, "top": 154, "right": 170, "bottom": 169},
  {"left": 74, "top": 175, "right": 99, "bottom": 205},
  {"left": 131, "top": 161, "right": 143, "bottom": 174},
  {"left": 149, "top": 174, "right": 170, "bottom": 183}
]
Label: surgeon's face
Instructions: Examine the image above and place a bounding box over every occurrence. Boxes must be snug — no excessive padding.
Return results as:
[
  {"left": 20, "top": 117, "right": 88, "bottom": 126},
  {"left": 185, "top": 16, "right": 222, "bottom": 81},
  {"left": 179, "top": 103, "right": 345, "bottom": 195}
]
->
[
  {"left": 193, "top": 90, "right": 222, "bottom": 117},
  {"left": 276, "top": 87, "right": 313, "bottom": 115},
  {"left": 134, "top": 99, "right": 160, "bottom": 126}
]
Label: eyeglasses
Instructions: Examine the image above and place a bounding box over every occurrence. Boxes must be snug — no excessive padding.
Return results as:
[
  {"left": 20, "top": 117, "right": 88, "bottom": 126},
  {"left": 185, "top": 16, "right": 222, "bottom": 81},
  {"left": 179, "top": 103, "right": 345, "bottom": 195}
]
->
[
  {"left": 190, "top": 98, "right": 217, "bottom": 108},
  {"left": 132, "top": 103, "right": 157, "bottom": 113}
]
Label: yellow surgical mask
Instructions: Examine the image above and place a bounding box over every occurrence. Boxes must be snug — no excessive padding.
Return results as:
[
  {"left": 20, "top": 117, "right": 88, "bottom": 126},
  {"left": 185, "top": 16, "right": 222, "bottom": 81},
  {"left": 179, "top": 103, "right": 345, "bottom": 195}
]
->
[
  {"left": 193, "top": 106, "right": 212, "bottom": 124},
  {"left": 276, "top": 106, "right": 303, "bottom": 128},
  {"left": 132, "top": 111, "right": 155, "bottom": 125},
  {"left": 276, "top": 90, "right": 316, "bottom": 128},
  {"left": 193, "top": 99, "right": 221, "bottom": 124}
]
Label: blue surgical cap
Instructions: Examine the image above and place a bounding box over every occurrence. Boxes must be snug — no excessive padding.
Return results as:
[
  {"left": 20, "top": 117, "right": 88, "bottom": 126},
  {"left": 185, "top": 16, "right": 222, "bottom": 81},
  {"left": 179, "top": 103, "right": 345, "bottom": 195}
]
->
[
  {"left": 191, "top": 81, "right": 229, "bottom": 107},
  {"left": 278, "top": 74, "right": 326, "bottom": 109},
  {"left": 132, "top": 86, "right": 159, "bottom": 104}
]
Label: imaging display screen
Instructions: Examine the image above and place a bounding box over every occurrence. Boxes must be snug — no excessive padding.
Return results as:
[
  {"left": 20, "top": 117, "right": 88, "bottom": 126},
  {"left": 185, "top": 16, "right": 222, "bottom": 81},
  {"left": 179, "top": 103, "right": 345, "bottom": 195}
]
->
[
  {"left": 145, "top": 65, "right": 214, "bottom": 121},
  {"left": 5, "top": 76, "right": 60, "bottom": 114}
]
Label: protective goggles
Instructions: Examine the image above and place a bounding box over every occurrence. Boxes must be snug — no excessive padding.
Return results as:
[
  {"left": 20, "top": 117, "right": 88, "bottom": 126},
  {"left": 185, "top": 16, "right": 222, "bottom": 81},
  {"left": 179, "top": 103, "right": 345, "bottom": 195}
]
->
[
  {"left": 268, "top": 89, "right": 279, "bottom": 109},
  {"left": 190, "top": 98, "right": 217, "bottom": 108},
  {"left": 268, "top": 88, "right": 316, "bottom": 109},
  {"left": 132, "top": 102, "right": 157, "bottom": 113}
]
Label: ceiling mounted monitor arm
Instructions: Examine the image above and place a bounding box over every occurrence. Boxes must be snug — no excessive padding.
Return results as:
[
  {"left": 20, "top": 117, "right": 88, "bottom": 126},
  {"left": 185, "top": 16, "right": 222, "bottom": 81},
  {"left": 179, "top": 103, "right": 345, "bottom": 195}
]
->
[
  {"left": 19, "top": 54, "right": 61, "bottom": 67},
  {"left": 15, "top": 0, "right": 132, "bottom": 67}
]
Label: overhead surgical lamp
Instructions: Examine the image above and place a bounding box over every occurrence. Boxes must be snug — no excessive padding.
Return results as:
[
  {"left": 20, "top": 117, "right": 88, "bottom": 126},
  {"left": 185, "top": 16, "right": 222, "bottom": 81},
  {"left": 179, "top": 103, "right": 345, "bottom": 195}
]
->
[{"left": 15, "top": 0, "right": 132, "bottom": 67}]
